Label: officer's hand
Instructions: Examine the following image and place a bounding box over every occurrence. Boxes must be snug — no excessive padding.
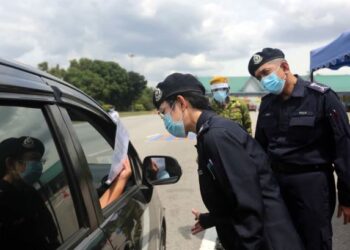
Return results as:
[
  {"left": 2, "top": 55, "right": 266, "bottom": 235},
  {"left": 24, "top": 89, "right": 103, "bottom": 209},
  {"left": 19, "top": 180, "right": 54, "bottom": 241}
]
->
[
  {"left": 191, "top": 221, "right": 204, "bottom": 235},
  {"left": 192, "top": 208, "right": 200, "bottom": 220},
  {"left": 191, "top": 209, "right": 205, "bottom": 235},
  {"left": 337, "top": 205, "right": 350, "bottom": 224}
]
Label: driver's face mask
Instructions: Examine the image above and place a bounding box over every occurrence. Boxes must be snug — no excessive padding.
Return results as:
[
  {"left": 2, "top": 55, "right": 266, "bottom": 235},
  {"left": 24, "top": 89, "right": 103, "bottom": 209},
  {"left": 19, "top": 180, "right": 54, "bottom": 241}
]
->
[{"left": 20, "top": 160, "right": 44, "bottom": 185}]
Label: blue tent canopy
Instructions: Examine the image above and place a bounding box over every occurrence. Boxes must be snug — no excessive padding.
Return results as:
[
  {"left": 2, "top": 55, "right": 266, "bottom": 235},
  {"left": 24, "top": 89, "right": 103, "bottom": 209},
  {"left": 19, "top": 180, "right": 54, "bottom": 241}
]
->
[{"left": 310, "top": 30, "right": 350, "bottom": 72}]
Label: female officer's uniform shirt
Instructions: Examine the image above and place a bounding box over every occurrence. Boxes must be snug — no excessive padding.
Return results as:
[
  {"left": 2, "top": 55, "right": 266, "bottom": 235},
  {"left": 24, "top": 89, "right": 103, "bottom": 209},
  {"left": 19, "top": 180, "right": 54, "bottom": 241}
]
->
[{"left": 195, "top": 110, "right": 304, "bottom": 250}]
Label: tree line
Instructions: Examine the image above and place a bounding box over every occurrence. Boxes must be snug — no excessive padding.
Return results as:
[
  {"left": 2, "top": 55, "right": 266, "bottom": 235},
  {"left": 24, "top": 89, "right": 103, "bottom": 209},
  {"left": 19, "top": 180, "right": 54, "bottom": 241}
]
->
[{"left": 38, "top": 58, "right": 154, "bottom": 111}]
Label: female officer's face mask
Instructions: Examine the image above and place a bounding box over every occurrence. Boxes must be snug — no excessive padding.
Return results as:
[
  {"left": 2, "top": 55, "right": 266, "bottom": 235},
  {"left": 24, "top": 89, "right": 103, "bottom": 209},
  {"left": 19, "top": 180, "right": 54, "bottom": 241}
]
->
[
  {"left": 260, "top": 66, "right": 286, "bottom": 95},
  {"left": 213, "top": 89, "right": 228, "bottom": 104},
  {"left": 21, "top": 160, "right": 43, "bottom": 185},
  {"left": 161, "top": 102, "right": 186, "bottom": 138}
]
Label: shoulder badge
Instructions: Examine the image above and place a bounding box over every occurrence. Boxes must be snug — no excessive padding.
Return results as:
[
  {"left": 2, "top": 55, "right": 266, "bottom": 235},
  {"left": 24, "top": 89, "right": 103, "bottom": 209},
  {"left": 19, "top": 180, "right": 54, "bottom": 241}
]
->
[{"left": 307, "top": 82, "right": 330, "bottom": 93}]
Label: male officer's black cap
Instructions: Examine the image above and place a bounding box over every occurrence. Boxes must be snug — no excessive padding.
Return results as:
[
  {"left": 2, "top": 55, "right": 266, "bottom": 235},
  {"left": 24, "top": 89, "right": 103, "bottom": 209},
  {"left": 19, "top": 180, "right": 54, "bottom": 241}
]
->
[
  {"left": 153, "top": 73, "right": 206, "bottom": 109},
  {"left": 248, "top": 48, "right": 285, "bottom": 76}
]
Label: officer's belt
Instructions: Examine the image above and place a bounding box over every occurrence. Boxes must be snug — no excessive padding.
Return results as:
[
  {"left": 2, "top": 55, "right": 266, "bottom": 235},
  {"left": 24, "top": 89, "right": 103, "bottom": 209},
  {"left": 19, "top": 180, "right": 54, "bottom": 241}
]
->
[{"left": 271, "top": 162, "right": 332, "bottom": 174}]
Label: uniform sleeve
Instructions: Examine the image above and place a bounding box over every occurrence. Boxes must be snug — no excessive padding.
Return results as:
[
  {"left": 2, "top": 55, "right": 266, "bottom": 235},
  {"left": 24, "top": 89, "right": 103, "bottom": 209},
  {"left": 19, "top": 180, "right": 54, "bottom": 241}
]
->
[
  {"left": 324, "top": 91, "right": 350, "bottom": 206},
  {"left": 241, "top": 102, "right": 252, "bottom": 135},
  {"left": 255, "top": 112, "right": 268, "bottom": 150},
  {"left": 199, "top": 213, "right": 235, "bottom": 229},
  {"left": 204, "top": 129, "right": 264, "bottom": 250}
]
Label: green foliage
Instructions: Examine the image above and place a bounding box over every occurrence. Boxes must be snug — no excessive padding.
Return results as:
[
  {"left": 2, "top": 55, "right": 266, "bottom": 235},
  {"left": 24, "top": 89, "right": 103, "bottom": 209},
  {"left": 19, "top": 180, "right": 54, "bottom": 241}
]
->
[
  {"left": 37, "top": 59, "right": 148, "bottom": 111},
  {"left": 134, "top": 87, "right": 155, "bottom": 111},
  {"left": 101, "top": 104, "right": 114, "bottom": 112},
  {"left": 38, "top": 62, "right": 48, "bottom": 71},
  {"left": 38, "top": 61, "right": 66, "bottom": 79},
  {"left": 134, "top": 103, "right": 146, "bottom": 111}
]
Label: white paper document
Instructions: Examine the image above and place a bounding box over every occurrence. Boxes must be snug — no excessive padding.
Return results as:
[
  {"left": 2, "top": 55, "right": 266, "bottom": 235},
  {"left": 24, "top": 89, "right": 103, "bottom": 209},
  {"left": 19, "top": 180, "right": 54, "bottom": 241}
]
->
[{"left": 105, "top": 119, "right": 129, "bottom": 184}]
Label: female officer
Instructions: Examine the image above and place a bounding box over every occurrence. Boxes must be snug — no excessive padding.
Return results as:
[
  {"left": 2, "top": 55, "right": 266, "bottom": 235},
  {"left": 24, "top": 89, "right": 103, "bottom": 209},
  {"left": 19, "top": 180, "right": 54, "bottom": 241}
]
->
[{"left": 153, "top": 73, "right": 304, "bottom": 250}]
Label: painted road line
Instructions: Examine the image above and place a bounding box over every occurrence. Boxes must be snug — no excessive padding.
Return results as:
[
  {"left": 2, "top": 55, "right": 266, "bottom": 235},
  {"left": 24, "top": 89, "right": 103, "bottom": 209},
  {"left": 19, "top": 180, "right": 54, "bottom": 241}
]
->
[
  {"left": 165, "top": 134, "right": 176, "bottom": 141},
  {"left": 146, "top": 133, "right": 161, "bottom": 138},
  {"left": 199, "top": 228, "right": 216, "bottom": 250},
  {"left": 147, "top": 133, "right": 197, "bottom": 142},
  {"left": 148, "top": 134, "right": 164, "bottom": 142},
  {"left": 88, "top": 148, "right": 112, "bottom": 157}
]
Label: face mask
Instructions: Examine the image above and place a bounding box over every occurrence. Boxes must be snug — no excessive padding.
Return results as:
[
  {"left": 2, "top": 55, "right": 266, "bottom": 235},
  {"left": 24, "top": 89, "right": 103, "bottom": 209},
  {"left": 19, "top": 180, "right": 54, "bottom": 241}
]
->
[
  {"left": 260, "top": 70, "right": 286, "bottom": 95},
  {"left": 21, "top": 161, "right": 43, "bottom": 185},
  {"left": 213, "top": 90, "right": 228, "bottom": 104},
  {"left": 163, "top": 113, "right": 187, "bottom": 138}
]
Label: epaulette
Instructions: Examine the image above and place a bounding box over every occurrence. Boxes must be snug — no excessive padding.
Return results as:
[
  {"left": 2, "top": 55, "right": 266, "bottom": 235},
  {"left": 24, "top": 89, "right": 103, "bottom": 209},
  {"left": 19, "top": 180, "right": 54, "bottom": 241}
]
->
[{"left": 307, "top": 82, "right": 330, "bottom": 93}]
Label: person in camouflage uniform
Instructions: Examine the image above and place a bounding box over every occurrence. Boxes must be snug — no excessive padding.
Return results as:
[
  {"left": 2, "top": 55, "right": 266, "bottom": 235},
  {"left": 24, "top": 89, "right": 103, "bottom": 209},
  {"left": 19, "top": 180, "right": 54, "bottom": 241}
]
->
[{"left": 210, "top": 76, "right": 252, "bottom": 135}]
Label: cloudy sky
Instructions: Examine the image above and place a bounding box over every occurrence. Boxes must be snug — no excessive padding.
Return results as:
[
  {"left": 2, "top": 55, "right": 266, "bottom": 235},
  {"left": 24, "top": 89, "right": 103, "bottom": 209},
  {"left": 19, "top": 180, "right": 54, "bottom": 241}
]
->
[{"left": 1, "top": 0, "right": 350, "bottom": 85}]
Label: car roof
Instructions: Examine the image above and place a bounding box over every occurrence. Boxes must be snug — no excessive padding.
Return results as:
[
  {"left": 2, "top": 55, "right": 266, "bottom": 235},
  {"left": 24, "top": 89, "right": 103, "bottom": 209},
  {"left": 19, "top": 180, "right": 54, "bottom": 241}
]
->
[{"left": 0, "top": 58, "right": 104, "bottom": 113}]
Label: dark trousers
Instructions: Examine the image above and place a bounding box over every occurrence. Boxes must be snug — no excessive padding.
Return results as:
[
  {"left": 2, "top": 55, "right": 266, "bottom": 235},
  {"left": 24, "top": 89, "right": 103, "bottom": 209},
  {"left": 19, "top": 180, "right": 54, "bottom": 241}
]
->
[{"left": 275, "top": 169, "right": 336, "bottom": 250}]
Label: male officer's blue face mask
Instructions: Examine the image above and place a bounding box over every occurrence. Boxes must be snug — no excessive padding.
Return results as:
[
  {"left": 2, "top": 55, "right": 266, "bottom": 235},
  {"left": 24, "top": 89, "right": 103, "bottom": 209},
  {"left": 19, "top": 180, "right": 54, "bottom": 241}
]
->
[
  {"left": 162, "top": 102, "right": 186, "bottom": 138},
  {"left": 260, "top": 66, "right": 286, "bottom": 95},
  {"left": 213, "top": 90, "right": 228, "bottom": 104},
  {"left": 21, "top": 160, "right": 43, "bottom": 185}
]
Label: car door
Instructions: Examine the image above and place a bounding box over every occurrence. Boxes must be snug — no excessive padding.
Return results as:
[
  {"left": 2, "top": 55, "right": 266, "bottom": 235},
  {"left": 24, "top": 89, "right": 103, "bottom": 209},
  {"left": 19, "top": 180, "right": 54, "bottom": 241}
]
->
[
  {"left": 0, "top": 102, "right": 113, "bottom": 250},
  {"left": 58, "top": 104, "right": 163, "bottom": 250}
]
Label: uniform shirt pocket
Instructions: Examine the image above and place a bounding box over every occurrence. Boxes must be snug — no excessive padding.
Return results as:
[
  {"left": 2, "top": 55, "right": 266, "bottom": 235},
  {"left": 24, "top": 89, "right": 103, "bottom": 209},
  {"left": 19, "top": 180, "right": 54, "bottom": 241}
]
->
[
  {"left": 259, "top": 113, "right": 278, "bottom": 138},
  {"left": 289, "top": 115, "right": 315, "bottom": 127},
  {"left": 288, "top": 115, "right": 316, "bottom": 143}
]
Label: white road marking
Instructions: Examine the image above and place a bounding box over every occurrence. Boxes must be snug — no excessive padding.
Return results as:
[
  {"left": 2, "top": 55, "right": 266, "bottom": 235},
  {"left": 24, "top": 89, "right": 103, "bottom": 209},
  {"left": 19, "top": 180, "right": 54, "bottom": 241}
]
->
[
  {"left": 147, "top": 133, "right": 161, "bottom": 138},
  {"left": 88, "top": 148, "right": 112, "bottom": 157},
  {"left": 199, "top": 228, "right": 216, "bottom": 250}
]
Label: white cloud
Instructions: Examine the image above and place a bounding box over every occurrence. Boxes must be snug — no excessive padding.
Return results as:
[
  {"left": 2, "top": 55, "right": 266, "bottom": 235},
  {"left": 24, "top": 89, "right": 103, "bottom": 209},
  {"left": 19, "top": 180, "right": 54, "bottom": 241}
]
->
[{"left": 0, "top": 0, "right": 349, "bottom": 85}]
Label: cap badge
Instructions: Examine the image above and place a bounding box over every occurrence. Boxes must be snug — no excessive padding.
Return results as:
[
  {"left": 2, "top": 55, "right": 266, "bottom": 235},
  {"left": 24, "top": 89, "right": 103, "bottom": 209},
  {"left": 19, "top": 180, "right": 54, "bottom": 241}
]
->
[
  {"left": 23, "top": 137, "right": 34, "bottom": 148},
  {"left": 253, "top": 54, "right": 263, "bottom": 64},
  {"left": 154, "top": 88, "right": 163, "bottom": 102}
]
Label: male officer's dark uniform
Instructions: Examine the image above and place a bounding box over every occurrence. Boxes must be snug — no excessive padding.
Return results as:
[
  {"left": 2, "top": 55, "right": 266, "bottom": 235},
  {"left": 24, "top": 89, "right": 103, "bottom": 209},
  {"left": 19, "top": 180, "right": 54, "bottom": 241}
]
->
[
  {"left": 250, "top": 49, "right": 350, "bottom": 250},
  {"left": 153, "top": 73, "right": 304, "bottom": 250}
]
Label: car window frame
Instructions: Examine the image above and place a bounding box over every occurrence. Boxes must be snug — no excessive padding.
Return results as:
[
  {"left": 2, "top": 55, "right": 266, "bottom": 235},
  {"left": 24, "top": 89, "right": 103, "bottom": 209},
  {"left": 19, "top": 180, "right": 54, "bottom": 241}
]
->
[
  {"left": 0, "top": 100, "right": 94, "bottom": 248},
  {"left": 57, "top": 103, "right": 143, "bottom": 215}
]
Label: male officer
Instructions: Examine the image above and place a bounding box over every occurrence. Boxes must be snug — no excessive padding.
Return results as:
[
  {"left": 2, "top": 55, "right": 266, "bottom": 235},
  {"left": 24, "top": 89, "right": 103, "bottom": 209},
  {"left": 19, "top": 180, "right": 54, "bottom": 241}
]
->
[
  {"left": 210, "top": 76, "right": 252, "bottom": 135},
  {"left": 249, "top": 48, "right": 350, "bottom": 250},
  {"left": 153, "top": 73, "right": 303, "bottom": 250}
]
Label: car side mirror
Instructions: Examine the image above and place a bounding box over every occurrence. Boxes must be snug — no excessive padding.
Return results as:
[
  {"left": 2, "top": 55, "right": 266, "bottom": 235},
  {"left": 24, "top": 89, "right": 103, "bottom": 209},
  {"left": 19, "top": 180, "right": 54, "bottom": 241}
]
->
[{"left": 142, "top": 156, "right": 182, "bottom": 185}]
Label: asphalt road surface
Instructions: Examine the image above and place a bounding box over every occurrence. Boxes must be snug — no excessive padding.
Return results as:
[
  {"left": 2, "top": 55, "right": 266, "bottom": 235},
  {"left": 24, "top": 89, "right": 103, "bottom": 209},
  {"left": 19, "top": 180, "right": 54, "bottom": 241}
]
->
[{"left": 121, "top": 112, "right": 350, "bottom": 250}]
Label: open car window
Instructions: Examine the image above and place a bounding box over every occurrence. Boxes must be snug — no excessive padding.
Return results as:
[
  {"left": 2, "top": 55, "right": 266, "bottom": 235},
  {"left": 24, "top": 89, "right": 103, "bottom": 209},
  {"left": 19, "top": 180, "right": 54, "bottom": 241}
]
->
[{"left": 64, "top": 107, "right": 136, "bottom": 208}]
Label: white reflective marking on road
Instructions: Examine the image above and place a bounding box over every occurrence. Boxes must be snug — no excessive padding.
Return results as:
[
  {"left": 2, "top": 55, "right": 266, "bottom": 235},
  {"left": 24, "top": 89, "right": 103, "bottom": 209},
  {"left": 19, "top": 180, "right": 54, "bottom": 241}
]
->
[
  {"left": 87, "top": 148, "right": 111, "bottom": 157},
  {"left": 147, "top": 133, "right": 161, "bottom": 138},
  {"left": 199, "top": 228, "right": 216, "bottom": 250}
]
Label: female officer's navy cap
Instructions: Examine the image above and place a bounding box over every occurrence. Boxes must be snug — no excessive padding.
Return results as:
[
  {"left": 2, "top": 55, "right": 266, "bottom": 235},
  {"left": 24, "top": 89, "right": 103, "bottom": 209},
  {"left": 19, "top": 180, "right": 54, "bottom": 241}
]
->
[
  {"left": 248, "top": 48, "right": 285, "bottom": 76},
  {"left": 0, "top": 136, "right": 45, "bottom": 164},
  {"left": 153, "top": 73, "right": 206, "bottom": 108},
  {"left": 0, "top": 136, "right": 45, "bottom": 178}
]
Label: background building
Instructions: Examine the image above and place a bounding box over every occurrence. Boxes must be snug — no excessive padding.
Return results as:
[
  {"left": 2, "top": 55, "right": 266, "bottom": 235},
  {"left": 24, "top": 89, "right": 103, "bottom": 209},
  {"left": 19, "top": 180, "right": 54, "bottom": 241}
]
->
[{"left": 197, "top": 75, "right": 350, "bottom": 111}]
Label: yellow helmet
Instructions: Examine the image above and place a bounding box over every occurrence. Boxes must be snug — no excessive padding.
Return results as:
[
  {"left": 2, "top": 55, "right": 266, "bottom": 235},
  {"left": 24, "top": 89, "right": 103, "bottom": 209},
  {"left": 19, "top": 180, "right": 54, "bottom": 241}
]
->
[
  {"left": 210, "top": 76, "right": 229, "bottom": 90},
  {"left": 210, "top": 76, "right": 228, "bottom": 85}
]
